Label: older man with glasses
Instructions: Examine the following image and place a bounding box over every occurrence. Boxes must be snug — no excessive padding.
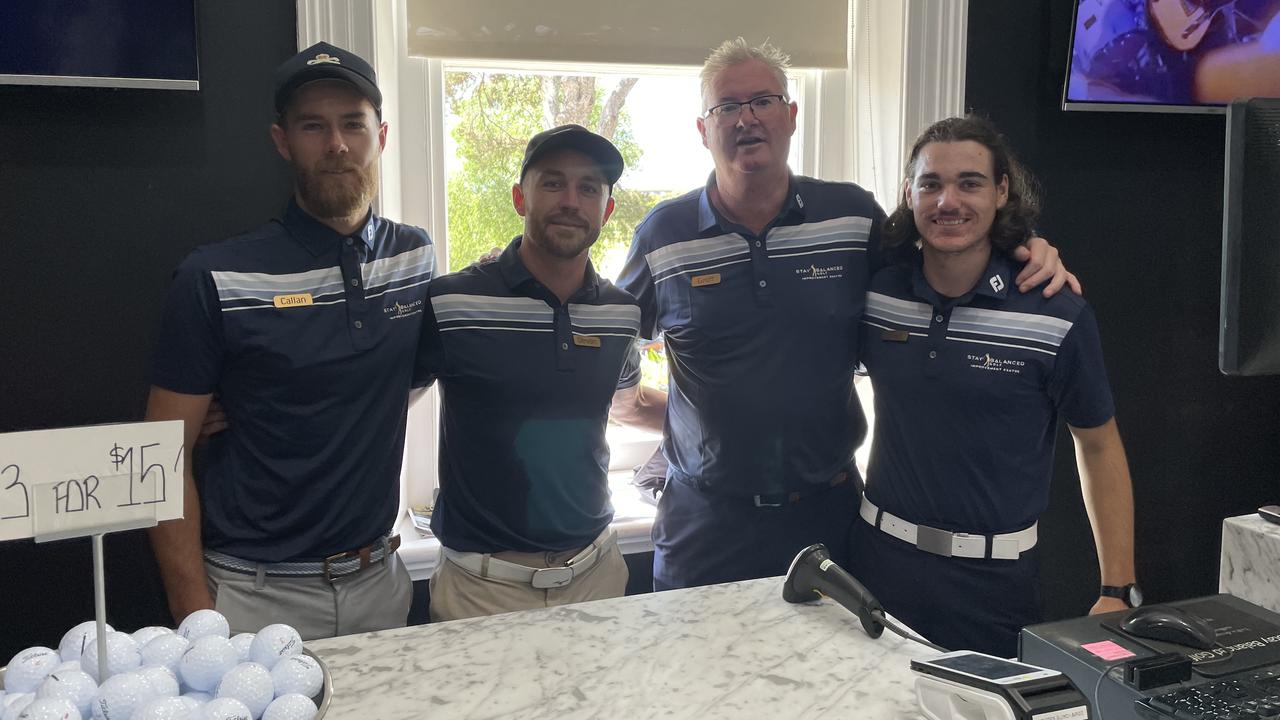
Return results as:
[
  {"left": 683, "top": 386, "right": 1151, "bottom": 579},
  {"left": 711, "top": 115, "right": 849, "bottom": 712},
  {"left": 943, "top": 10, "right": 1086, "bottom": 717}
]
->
[{"left": 610, "top": 37, "right": 1077, "bottom": 591}]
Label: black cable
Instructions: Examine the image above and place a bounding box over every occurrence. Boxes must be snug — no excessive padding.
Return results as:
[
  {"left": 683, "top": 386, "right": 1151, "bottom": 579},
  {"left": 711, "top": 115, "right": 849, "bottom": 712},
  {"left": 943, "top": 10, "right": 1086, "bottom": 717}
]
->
[{"left": 870, "top": 609, "right": 948, "bottom": 652}]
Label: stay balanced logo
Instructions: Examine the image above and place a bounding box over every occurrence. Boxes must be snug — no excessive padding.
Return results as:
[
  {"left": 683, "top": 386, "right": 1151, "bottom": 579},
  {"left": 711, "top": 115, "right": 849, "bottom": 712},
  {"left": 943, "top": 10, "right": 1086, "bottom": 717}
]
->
[
  {"left": 795, "top": 263, "right": 845, "bottom": 281},
  {"left": 967, "top": 352, "right": 1026, "bottom": 375},
  {"left": 384, "top": 298, "right": 424, "bottom": 320}
]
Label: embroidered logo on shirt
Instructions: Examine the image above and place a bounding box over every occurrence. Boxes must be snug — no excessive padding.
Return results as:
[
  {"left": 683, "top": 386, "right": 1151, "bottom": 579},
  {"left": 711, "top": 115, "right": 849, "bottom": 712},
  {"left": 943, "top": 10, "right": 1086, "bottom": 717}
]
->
[
  {"left": 572, "top": 334, "right": 602, "bottom": 348},
  {"left": 967, "top": 353, "right": 1026, "bottom": 375},
  {"left": 273, "top": 293, "right": 314, "bottom": 308},
  {"left": 795, "top": 263, "right": 845, "bottom": 281},
  {"left": 383, "top": 298, "right": 424, "bottom": 320},
  {"left": 691, "top": 273, "right": 722, "bottom": 287},
  {"left": 989, "top": 274, "right": 1005, "bottom": 293}
]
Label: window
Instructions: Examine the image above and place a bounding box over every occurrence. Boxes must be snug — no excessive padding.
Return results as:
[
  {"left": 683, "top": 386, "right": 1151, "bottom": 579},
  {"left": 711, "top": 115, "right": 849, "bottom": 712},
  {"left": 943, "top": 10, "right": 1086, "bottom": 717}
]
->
[{"left": 298, "top": 0, "right": 969, "bottom": 577}]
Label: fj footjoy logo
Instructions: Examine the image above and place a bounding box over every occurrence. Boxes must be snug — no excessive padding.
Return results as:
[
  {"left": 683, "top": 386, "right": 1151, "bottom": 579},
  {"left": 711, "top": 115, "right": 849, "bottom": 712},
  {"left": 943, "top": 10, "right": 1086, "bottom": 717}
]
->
[
  {"left": 967, "top": 352, "right": 1026, "bottom": 374},
  {"left": 795, "top": 263, "right": 845, "bottom": 281},
  {"left": 384, "top": 298, "right": 424, "bottom": 320},
  {"left": 307, "top": 53, "right": 342, "bottom": 66},
  {"left": 989, "top": 274, "right": 1005, "bottom": 293}
]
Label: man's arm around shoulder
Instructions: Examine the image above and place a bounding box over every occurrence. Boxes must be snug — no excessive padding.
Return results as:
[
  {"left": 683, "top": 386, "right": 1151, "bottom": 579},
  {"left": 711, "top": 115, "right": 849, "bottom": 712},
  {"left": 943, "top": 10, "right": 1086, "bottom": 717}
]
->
[{"left": 146, "top": 386, "right": 215, "bottom": 623}]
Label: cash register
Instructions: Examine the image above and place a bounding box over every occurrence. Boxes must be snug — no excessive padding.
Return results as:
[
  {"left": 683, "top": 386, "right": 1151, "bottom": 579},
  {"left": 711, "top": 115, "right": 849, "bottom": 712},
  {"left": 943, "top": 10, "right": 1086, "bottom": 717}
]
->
[{"left": 1019, "top": 594, "right": 1280, "bottom": 720}]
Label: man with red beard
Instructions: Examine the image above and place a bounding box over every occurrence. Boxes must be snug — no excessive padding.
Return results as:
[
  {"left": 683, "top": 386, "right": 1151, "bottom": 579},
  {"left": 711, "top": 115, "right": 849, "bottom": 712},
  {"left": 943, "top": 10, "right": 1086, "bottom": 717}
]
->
[{"left": 145, "top": 43, "right": 433, "bottom": 639}]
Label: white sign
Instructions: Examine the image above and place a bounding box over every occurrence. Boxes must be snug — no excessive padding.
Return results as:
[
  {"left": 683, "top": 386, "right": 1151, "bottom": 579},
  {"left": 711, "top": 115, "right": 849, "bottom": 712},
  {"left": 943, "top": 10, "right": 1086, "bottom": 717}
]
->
[{"left": 0, "top": 421, "right": 184, "bottom": 541}]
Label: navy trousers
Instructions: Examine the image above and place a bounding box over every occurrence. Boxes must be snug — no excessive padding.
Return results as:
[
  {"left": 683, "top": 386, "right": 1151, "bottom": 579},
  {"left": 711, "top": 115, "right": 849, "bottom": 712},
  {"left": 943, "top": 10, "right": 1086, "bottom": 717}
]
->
[
  {"left": 652, "top": 477, "right": 861, "bottom": 591},
  {"left": 847, "top": 517, "right": 1043, "bottom": 657}
]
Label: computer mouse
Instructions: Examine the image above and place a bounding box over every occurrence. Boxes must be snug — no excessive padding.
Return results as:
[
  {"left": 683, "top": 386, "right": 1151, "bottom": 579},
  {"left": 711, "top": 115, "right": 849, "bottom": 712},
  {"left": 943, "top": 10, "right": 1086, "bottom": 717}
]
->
[{"left": 1119, "top": 605, "right": 1217, "bottom": 650}]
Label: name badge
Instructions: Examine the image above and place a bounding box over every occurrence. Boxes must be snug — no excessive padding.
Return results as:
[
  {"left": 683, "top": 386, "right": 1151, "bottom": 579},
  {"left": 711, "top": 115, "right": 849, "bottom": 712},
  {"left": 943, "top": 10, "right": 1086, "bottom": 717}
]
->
[
  {"left": 881, "top": 329, "right": 910, "bottom": 342},
  {"left": 572, "top": 334, "right": 602, "bottom": 348},
  {"left": 273, "top": 293, "right": 314, "bottom": 308},
  {"left": 691, "top": 273, "right": 721, "bottom": 288}
]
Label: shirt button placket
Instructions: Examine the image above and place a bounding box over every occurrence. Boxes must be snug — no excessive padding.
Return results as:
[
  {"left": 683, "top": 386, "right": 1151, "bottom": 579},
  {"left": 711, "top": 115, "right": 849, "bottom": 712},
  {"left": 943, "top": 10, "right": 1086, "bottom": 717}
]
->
[{"left": 924, "top": 306, "right": 947, "bottom": 378}]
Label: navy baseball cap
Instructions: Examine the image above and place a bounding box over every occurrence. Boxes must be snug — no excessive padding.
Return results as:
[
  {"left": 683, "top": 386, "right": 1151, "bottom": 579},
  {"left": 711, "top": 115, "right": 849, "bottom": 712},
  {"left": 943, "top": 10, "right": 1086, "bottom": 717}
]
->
[
  {"left": 273, "top": 41, "right": 381, "bottom": 115},
  {"left": 520, "top": 124, "right": 625, "bottom": 186}
]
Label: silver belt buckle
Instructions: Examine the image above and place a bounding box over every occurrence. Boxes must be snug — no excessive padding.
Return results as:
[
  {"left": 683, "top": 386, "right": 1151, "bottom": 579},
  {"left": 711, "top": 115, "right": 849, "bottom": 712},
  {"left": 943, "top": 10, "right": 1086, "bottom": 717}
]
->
[
  {"left": 914, "top": 524, "right": 955, "bottom": 557},
  {"left": 531, "top": 566, "right": 574, "bottom": 589}
]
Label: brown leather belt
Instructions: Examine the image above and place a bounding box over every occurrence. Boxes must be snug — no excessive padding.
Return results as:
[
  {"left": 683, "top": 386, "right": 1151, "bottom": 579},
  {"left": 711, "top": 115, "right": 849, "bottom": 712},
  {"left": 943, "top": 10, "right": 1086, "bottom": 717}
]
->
[{"left": 752, "top": 472, "right": 850, "bottom": 508}]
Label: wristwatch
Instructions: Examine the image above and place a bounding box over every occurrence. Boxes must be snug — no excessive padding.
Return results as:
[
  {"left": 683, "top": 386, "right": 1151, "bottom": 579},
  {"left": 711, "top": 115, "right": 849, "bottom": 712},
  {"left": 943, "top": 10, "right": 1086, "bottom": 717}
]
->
[{"left": 1101, "top": 583, "right": 1144, "bottom": 608}]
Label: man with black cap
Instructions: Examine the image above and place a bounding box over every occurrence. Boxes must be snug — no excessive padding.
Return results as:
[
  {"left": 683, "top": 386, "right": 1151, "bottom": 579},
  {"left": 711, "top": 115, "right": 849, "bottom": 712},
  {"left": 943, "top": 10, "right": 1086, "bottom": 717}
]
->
[
  {"left": 145, "top": 42, "right": 433, "bottom": 639},
  {"left": 415, "top": 125, "right": 640, "bottom": 621}
]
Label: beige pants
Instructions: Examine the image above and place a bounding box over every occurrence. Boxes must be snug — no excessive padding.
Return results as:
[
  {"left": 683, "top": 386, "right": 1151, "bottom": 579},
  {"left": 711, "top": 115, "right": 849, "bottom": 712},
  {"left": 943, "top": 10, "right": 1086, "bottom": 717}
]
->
[
  {"left": 429, "top": 536, "right": 628, "bottom": 622},
  {"left": 205, "top": 553, "right": 413, "bottom": 641}
]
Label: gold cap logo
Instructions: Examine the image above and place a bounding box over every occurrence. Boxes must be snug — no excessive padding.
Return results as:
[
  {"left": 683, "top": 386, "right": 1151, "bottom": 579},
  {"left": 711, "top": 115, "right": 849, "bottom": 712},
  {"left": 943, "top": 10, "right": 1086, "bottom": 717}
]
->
[{"left": 306, "top": 53, "right": 341, "bottom": 66}]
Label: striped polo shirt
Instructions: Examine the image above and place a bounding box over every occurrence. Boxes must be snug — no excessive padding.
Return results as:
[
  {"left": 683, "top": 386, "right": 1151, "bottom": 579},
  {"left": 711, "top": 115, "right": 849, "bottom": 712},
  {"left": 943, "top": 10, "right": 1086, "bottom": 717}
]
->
[
  {"left": 616, "top": 174, "right": 885, "bottom": 496},
  {"left": 859, "top": 251, "right": 1115, "bottom": 535},
  {"left": 415, "top": 237, "right": 641, "bottom": 553},
  {"left": 152, "top": 199, "right": 435, "bottom": 562}
]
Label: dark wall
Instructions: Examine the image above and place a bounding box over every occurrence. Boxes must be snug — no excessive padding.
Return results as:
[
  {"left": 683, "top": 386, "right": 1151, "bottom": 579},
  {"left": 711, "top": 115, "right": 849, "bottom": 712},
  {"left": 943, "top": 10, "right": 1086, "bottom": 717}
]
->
[
  {"left": 967, "top": 0, "right": 1280, "bottom": 620},
  {"left": 0, "top": 1, "right": 297, "bottom": 659}
]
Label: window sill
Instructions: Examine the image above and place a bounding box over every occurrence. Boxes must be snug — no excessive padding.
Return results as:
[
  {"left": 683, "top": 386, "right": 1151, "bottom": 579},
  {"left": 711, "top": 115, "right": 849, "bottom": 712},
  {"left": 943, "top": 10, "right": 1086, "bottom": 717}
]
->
[{"left": 396, "top": 469, "right": 658, "bottom": 582}]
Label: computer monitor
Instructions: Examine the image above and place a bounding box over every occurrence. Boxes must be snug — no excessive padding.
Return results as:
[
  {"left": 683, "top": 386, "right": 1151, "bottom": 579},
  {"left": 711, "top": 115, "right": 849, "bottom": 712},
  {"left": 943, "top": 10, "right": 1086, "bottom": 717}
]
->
[{"left": 1220, "top": 97, "right": 1280, "bottom": 376}]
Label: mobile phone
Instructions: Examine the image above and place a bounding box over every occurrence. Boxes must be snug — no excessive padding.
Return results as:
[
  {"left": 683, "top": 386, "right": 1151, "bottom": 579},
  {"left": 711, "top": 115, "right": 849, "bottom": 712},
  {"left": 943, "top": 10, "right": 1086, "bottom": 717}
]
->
[
  {"left": 911, "top": 650, "right": 1060, "bottom": 687},
  {"left": 1260, "top": 505, "right": 1280, "bottom": 526}
]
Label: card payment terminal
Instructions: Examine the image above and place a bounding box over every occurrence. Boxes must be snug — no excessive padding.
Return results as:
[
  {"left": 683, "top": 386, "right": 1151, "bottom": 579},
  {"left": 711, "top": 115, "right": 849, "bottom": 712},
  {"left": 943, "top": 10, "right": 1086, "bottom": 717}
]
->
[{"left": 912, "top": 651, "right": 1091, "bottom": 720}]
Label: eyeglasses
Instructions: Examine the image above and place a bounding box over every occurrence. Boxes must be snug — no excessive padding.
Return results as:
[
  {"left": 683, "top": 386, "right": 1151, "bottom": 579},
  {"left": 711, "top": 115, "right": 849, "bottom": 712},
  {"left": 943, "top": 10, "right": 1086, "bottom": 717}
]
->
[{"left": 702, "top": 94, "right": 788, "bottom": 124}]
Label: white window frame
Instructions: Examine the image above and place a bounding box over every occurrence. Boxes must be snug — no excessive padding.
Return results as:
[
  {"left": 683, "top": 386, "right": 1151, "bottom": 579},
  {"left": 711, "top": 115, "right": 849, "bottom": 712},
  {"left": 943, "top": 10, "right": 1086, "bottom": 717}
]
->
[{"left": 296, "top": 0, "right": 967, "bottom": 580}]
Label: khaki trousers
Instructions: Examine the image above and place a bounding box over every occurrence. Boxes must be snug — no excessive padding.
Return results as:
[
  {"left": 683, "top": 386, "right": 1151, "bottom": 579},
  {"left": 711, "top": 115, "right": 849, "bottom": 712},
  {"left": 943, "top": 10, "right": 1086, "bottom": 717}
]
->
[
  {"left": 429, "top": 536, "right": 628, "bottom": 622},
  {"left": 205, "top": 553, "right": 413, "bottom": 641}
]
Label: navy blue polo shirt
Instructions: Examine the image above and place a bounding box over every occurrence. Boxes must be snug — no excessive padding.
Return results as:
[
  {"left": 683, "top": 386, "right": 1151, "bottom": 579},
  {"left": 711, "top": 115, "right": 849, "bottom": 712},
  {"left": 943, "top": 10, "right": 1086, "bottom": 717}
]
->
[
  {"left": 414, "top": 237, "right": 641, "bottom": 553},
  {"left": 616, "top": 174, "right": 885, "bottom": 496},
  {"left": 859, "top": 251, "right": 1115, "bottom": 535},
  {"left": 152, "top": 199, "right": 435, "bottom": 562}
]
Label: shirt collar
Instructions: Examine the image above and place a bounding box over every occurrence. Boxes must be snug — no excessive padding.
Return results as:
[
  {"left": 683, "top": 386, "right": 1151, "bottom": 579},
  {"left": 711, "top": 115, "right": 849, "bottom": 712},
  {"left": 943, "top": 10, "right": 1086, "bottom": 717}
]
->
[
  {"left": 497, "top": 236, "right": 602, "bottom": 299},
  {"left": 697, "top": 171, "right": 806, "bottom": 234},
  {"left": 909, "top": 250, "right": 1014, "bottom": 307},
  {"left": 282, "top": 197, "right": 378, "bottom": 256}
]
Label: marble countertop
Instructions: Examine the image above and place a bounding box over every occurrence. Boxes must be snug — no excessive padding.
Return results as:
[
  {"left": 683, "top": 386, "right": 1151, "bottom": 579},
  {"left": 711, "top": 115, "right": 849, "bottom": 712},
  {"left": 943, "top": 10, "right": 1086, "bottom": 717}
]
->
[
  {"left": 1221, "top": 513, "right": 1280, "bottom": 613},
  {"left": 309, "top": 577, "right": 926, "bottom": 720}
]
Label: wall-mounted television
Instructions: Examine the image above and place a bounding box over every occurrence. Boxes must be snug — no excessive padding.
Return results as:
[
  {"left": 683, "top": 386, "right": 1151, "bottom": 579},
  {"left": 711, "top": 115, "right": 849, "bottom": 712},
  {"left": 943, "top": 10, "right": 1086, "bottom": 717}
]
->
[
  {"left": 1064, "top": 0, "right": 1280, "bottom": 113},
  {"left": 0, "top": 0, "right": 199, "bottom": 91}
]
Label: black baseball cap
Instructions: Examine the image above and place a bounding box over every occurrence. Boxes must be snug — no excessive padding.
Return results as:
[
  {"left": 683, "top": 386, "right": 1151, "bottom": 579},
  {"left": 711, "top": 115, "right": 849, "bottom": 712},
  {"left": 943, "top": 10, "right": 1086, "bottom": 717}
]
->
[
  {"left": 273, "top": 41, "right": 381, "bottom": 115},
  {"left": 520, "top": 125, "right": 625, "bottom": 186}
]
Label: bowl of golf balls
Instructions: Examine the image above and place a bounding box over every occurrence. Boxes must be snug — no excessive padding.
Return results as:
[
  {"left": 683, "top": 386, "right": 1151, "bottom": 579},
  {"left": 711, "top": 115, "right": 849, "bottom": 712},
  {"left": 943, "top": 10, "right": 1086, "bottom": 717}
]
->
[{"left": 0, "top": 610, "right": 331, "bottom": 720}]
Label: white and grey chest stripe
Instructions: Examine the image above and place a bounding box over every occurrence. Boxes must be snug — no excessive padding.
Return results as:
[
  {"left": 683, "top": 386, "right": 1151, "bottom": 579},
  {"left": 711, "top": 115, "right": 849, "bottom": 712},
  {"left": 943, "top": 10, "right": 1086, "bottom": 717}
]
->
[
  {"left": 946, "top": 307, "right": 1073, "bottom": 356},
  {"left": 864, "top": 292, "right": 1074, "bottom": 355},
  {"left": 363, "top": 246, "right": 436, "bottom": 296},
  {"left": 645, "top": 234, "right": 751, "bottom": 284},
  {"left": 766, "top": 216, "right": 872, "bottom": 259},
  {"left": 433, "top": 294, "right": 554, "bottom": 333},
  {"left": 211, "top": 246, "right": 433, "bottom": 311},
  {"left": 569, "top": 303, "right": 641, "bottom": 338},
  {"left": 864, "top": 293, "right": 932, "bottom": 330}
]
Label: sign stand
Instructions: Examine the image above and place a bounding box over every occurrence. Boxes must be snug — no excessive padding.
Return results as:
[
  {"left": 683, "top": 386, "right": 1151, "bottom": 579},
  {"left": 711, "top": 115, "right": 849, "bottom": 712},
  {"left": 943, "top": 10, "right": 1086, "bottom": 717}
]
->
[{"left": 2, "top": 421, "right": 184, "bottom": 682}]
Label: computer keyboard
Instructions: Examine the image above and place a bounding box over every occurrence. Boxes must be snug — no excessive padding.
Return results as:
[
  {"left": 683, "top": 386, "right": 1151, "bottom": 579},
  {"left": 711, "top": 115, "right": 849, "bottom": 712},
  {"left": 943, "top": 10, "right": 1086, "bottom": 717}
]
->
[{"left": 1140, "top": 668, "right": 1280, "bottom": 719}]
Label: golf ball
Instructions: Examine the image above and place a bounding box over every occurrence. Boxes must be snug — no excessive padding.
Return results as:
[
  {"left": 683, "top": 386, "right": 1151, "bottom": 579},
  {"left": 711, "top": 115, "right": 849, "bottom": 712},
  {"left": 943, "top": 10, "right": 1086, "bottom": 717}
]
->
[
  {"left": 261, "top": 694, "right": 315, "bottom": 720},
  {"left": 177, "top": 611, "right": 229, "bottom": 643},
  {"left": 57, "top": 623, "right": 112, "bottom": 664},
  {"left": 3, "top": 648, "right": 60, "bottom": 694},
  {"left": 246, "top": 627, "right": 300, "bottom": 671},
  {"left": 178, "top": 638, "right": 237, "bottom": 693},
  {"left": 214, "top": 664, "right": 272, "bottom": 720}
]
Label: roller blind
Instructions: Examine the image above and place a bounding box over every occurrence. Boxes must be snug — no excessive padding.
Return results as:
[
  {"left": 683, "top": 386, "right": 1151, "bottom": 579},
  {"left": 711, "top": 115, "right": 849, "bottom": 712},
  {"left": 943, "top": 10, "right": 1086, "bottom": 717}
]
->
[{"left": 406, "top": 0, "right": 849, "bottom": 68}]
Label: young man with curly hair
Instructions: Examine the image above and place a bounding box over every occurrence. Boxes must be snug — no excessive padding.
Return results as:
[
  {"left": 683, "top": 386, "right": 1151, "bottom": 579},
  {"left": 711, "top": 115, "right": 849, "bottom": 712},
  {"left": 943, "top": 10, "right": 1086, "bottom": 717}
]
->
[{"left": 850, "top": 116, "right": 1137, "bottom": 656}]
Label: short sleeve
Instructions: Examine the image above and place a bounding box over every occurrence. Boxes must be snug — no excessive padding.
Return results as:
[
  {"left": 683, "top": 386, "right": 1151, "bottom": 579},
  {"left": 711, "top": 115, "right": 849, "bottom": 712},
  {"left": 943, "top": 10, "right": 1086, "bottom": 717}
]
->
[
  {"left": 150, "top": 253, "right": 225, "bottom": 394},
  {"left": 413, "top": 291, "right": 444, "bottom": 388},
  {"left": 1048, "top": 304, "right": 1116, "bottom": 429},
  {"left": 616, "top": 223, "right": 658, "bottom": 340},
  {"left": 616, "top": 337, "right": 642, "bottom": 390}
]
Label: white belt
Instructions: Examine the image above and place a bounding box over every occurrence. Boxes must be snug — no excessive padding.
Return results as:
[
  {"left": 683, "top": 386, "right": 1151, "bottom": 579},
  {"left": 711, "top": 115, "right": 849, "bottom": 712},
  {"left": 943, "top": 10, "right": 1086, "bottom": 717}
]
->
[
  {"left": 441, "top": 528, "right": 615, "bottom": 589},
  {"left": 859, "top": 495, "right": 1037, "bottom": 561}
]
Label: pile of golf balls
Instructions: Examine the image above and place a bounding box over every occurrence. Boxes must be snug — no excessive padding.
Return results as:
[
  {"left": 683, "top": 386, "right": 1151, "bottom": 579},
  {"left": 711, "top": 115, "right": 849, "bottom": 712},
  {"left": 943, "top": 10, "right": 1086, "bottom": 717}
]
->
[{"left": 1, "top": 612, "right": 322, "bottom": 720}]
